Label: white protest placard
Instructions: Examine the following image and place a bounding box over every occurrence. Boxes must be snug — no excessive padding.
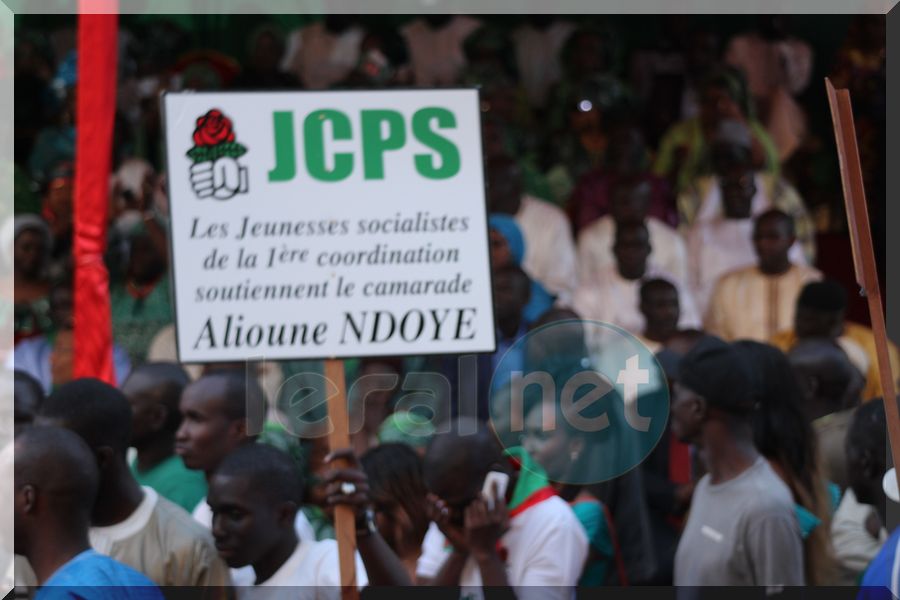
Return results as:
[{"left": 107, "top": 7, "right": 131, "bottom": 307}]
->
[{"left": 163, "top": 89, "right": 496, "bottom": 362}]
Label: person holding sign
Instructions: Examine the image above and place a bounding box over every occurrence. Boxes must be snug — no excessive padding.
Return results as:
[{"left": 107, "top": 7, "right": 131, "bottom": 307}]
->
[{"left": 210, "top": 443, "right": 412, "bottom": 597}]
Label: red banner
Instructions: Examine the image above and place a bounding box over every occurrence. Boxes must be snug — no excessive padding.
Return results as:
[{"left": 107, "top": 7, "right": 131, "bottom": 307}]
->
[{"left": 73, "top": 3, "right": 118, "bottom": 382}]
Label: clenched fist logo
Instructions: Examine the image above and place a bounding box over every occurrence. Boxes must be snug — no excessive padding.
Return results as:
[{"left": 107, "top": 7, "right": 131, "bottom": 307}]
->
[
  {"left": 186, "top": 109, "right": 249, "bottom": 200},
  {"left": 190, "top": 158, "right": 248, "bottom": 199}
]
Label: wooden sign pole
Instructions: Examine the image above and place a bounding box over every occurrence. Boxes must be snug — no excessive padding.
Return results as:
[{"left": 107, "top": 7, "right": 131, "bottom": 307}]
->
[
  {"left": 826, "top": 77, "right": 900, "bottom": 498},
  {"left": 324, "top": 358, "right": 359, "bottom": 600}
]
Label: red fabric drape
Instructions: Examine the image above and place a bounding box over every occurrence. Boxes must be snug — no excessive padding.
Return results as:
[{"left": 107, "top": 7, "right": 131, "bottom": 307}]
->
[{"left": 73, "top": 3, "right": 118, "bottom": 382}]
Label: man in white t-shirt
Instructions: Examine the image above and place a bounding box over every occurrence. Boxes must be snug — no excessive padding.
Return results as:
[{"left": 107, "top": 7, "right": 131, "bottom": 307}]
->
[
  {"left": 417, "top": 418, "right": 587, "bottom": 599},
  {"left": 210, "top": 443, "right": 411, "bottom": 598}
]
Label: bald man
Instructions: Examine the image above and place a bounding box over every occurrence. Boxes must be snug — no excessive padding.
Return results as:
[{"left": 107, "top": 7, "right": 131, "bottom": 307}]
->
[
  {"left": 33, "top": 378, "right": 230, "bottom": 592},
  {"left": 787, "top": 339, "right": 864, "bottom": 491},
  {"left": 15, "top": 426, "right": 162, "bottom": 598},
  {"left": 14, "top": 369, "right": 44, "bottom": 427},
  {"left": 123, "top": 363, "right": 206, "bottom": 512},
  {"left": 417, "top": 418, "right": 587, "bottom": 599}
]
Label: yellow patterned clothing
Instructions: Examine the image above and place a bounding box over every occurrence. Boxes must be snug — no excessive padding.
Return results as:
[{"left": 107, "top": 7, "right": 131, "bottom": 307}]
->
[
  {"left": 705, "top": 264, "right": 821, "bottom": 342},
  {"left": 770, "top": 323, "right": 900, "bottom": 402},
  {"left": 676, "top": 174, "right": 817, "bottom": 266},
  {"left": 653, "top": 117, "right": 779, "bottom": 194}
]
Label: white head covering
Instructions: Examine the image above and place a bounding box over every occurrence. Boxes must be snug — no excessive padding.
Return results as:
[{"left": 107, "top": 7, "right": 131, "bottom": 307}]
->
[
  {"left": 884, "top": 467, "right": 899, "bottom": 503},
  {"left": 0, "top": 214, "right": 52, "bottom": 272}
]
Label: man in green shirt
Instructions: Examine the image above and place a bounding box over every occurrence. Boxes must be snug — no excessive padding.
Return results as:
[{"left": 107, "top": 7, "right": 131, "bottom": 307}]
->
[{"left": 123, "top": 363, "right": 206, "bottom": 513}]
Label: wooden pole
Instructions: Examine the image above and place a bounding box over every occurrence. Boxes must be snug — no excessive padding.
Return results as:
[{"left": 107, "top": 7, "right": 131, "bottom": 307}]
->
[
  {"left": 825, "top": 77, "right": 900, "bottom": 498},
  {"left": 324, "top": 359, "right": 359, "bottom": 600}
]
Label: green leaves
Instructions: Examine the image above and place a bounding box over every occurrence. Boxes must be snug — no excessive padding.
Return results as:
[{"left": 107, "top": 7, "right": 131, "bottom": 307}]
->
[{"left": 187, "top": 141, "right": 247, "bottom": 163}]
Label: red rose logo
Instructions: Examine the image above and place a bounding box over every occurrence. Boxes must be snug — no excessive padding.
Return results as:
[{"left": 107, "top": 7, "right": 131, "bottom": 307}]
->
[{"left": 192, "top": 109, "right": 236, "bottom": 147}]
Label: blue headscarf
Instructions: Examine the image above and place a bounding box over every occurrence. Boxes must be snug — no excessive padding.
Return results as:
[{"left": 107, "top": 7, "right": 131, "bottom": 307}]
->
[{"left": 488, "top": 214, "right": 525, "bottom": 265}]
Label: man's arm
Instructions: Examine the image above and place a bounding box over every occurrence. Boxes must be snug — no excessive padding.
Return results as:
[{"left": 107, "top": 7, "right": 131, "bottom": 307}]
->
[{"left": 323, "top": 449, "right": 412, "bottom": 586}]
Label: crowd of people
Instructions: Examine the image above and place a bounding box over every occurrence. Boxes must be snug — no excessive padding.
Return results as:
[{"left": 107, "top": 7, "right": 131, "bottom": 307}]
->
[{"left": 7, "top": 12, "right": 899, "bottom": 599}]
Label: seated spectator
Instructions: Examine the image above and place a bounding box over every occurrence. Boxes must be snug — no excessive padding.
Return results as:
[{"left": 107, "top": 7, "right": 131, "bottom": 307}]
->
[
  {"left": 360, "top": 443, "right": 431, "bottom": 581},
  {"left": 705, "top": 209, "right": 821, "bottom": 342},
  {"left": 724, "top": 16, "right": 813, "bottom": 162},
  {"left": 511, "top": 17, "right": 576, "bottom": 110},
  {"left": 488, "top": 214, "right": 555, "bottom": 324},
  {"left": 39, "top": 162, "right": 75, "bottom": 282},
  {"left": 671, "top": 337, "right": 805, "bottom": 586},
  {"left": 544, "top": 74, "right": 632, "bottom": 202},
  {"left": 400, "top": 15, "right": 482, "bottom": 87},
  {"left": 577, "top": 176, "right": 687, "bottom": 286},
  {"left": 685, "top": 120, "right": 812, "bottom": 314},
  {"left": 12, "top": 279, "right": 131, "bottom": 395},
  {"left": 9, "top": 215, "right": 52, "bottom": 344},
  {"left": 14, "top": 369, "right": 44, "bottom": 427},
  {"left": 573, "top": 222, "right": 700, "bottom": 336},
  {"left": 568, "top": 124, "right": 677, "bottom": 233},
  {"left": 14, "top": 425, "right": 163, "bottom": 599},
  {"left": 281, "top": 16, "right": 365, "bottom": 89},
  {"left": 31, "top": 379, "right": 230, "bottom": 590},
  {"left": 771, "top": 280, "right": 900, "bottom": 402},
  {"left": 787, "top": 339, "right": 865, "bottom": 491},
  {"left": 231, "top": 24, "right": 298, "bottom": 90},
  {"left": 417, "top": 417, "right": 588, "bottom": 597},
  {"left": 110, "top": 219, "right": 173, "bottom": 365},
  {"left": 678, "top": 116, "right": 815, "bottom": 240},
  {"left": 637, "top": 279, "right": 682, "bottom": 353},
  {"left": 487, "top": 156, "right": 578, "bottom": 303},
  {"left": 850, "top": 400, "right": 900, "bottom": 598},
  {"left": 444, "top": 264, "right": 532, "bottom": 422},
  {"left": 630, "top": 22, "right": 720, "bottom": 146},
  {"left": 734, "top": 340, "right": 839, "bottom": 585},
  {"left": 544, "top": 24, "right": 626, "bottom": 142},
  {"left": 653, "top": 67, "right": 780, "bottom": 193},
  {"left": 123, "top": 363, "right": 206, "bottom": 513},
  {"left": 28, "top": 87, "right": 75, "bottom": 186}
]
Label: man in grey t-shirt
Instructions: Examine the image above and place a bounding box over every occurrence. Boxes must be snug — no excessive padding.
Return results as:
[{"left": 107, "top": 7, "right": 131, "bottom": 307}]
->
[{"left": 670, "top": 336, "right": 805, "bottom": 589}]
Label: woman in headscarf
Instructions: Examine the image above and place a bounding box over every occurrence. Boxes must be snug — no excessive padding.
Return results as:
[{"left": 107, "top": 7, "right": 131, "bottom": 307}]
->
[
  {"left": 6, "top": 214, "right": 53, "bottom": 344},
  {"left": 488, "top": 213, "right": 555, "bottom": 325}
]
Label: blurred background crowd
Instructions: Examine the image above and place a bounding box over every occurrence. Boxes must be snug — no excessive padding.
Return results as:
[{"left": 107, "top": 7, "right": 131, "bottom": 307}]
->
[{"left": 7, "top": 12, "right": 899, "bottom": 594}]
